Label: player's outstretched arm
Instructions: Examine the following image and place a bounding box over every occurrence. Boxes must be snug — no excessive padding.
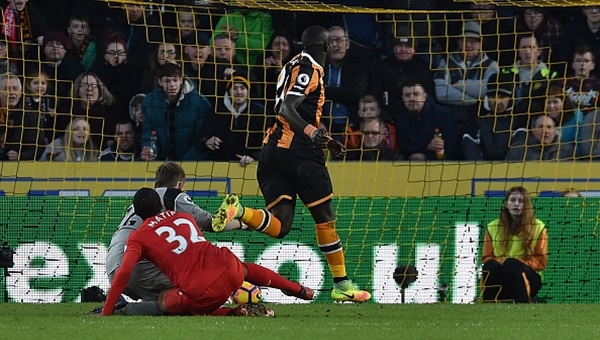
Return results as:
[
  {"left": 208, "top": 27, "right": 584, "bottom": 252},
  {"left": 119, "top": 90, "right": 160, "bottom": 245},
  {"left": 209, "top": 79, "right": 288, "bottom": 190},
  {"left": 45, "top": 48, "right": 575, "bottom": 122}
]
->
[
  {"left": 102, "top": 249, "right": 140, "bottom": 315},
  {"left": 174, "top": 192, "right": 213, "bottom": 231}
]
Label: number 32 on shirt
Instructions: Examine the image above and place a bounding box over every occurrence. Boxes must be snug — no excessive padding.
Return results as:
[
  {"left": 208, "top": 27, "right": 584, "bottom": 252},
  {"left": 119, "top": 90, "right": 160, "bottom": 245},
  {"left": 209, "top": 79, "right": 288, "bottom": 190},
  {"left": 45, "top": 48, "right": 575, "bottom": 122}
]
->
[{"left": 155, "top": 218, "right": 207, "bottom": 254}]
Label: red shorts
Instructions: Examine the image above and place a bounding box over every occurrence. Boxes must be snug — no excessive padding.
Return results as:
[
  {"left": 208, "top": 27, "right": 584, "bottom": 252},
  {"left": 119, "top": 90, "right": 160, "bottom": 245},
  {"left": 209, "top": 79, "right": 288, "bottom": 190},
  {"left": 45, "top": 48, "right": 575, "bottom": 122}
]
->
[{"left": 162, "top": 248, "right": 245, "bottom": 315}]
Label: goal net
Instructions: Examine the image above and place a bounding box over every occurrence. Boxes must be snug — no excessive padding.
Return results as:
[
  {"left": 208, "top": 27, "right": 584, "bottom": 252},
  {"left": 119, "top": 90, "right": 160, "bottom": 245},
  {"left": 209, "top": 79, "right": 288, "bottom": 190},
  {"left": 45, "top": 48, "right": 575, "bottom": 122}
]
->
[{"left": 0, "top": 0, "right": 598, "bottom": 304}]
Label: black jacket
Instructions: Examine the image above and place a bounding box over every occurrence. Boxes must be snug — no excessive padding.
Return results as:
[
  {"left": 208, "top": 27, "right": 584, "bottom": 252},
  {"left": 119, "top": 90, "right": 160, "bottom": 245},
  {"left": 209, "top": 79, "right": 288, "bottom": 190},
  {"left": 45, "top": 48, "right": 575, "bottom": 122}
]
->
[
  {"left": 462, "top": 96, "right": 525, "bottom": 161},
  {"left": 395, "top": 101, "right": 459, "bottom": 160},
  {"left": 200, "top": 96, "right": 270, "bottom": 162},
  {"left": 368, "top": 56, "right": 434, "bottom": 122},
  {"left": 2, "top": 106, "right": 45, "bottom": 160},
  {"left": 324, "top": 53, "right": 370, "bottom": 128}
]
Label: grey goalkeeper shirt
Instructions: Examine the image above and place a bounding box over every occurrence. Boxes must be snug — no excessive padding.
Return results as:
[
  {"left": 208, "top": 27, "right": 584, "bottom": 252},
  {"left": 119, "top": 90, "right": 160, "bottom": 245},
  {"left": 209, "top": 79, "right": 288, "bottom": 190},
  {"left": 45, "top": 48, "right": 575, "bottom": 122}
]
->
[{"left": 105, "top": 187, "right": 213, "bottom": 276}]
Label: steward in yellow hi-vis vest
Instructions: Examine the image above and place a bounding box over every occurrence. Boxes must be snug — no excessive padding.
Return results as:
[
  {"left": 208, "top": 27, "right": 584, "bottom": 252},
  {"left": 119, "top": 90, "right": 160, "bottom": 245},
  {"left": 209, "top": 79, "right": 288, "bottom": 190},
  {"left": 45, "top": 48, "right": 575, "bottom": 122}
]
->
[{"left": 481, "top": 186, "right": 548, "bottom": 303}]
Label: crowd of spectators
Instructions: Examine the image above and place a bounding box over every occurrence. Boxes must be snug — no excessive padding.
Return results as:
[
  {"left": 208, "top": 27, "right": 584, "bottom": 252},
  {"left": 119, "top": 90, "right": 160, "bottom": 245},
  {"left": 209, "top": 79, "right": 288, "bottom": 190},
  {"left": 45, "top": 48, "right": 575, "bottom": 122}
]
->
[{"left": 1, "top": 1, "right": 600, "bottom": 163}]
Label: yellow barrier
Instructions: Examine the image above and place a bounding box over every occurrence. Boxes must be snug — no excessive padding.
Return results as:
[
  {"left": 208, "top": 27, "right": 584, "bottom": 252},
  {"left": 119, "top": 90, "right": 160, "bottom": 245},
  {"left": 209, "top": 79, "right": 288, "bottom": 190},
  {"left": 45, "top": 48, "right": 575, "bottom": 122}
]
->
[{"left": 0, "top": 161, "right": 593, "bottom": 196}]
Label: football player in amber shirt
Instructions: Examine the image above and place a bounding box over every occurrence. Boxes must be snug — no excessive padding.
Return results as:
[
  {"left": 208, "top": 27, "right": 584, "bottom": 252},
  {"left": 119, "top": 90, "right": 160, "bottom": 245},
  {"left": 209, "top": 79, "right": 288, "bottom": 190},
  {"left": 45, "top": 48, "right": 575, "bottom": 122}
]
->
[{"left": 211, "top": 26, "right": 371, "bottom": 304}]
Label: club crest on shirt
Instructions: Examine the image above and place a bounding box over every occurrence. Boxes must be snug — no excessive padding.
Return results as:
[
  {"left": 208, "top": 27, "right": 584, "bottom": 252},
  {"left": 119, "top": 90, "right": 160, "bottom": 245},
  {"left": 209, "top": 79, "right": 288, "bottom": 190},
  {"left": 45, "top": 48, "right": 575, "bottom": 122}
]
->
[{"left": 297, "top": 73, "right": 310, "bottom": 86}]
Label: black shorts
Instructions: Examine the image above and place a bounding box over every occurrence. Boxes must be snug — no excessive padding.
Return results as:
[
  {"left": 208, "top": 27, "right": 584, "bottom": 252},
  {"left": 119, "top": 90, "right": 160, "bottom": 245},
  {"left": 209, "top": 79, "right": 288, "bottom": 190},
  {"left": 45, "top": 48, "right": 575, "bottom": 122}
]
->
[{"left": 257, "top": 143, "right": 333, "bottom": 209}]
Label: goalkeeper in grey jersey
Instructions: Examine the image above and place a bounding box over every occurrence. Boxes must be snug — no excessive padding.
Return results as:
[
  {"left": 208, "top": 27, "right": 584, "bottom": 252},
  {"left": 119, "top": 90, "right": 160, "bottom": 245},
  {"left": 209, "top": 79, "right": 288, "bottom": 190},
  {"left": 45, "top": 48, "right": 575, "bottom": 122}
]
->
[{"left": 104, "top": 163, "right": 243, "bottom": 314}]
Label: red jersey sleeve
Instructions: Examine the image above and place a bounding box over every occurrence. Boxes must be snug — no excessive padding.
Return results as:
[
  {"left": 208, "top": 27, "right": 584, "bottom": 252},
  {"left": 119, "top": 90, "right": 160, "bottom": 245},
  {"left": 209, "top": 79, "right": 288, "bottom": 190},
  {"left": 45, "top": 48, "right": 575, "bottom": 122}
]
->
[{"left": 102, "top": 240, "right": 143, "bottom": 315}]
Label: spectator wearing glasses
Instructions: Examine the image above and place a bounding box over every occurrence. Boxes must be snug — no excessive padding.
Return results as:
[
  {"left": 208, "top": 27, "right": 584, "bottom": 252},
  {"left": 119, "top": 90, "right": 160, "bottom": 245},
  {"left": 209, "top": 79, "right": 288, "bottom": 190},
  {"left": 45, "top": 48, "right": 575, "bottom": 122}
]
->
[
  {"left": 57, "top": 72, "right": 121, "bottom": 149},
  {"left": 346, "top": 94, "right": 396, "bottom": 151},
  {"left": 99, "top": 4, "right": 159, "bottom": 78},
  {"left": 92, "top": 34, "right": 138, "bottom": 115},
  {"left": 345, "top": 118, "right": 402, "bottom": 161},
  {"left": 322, "top": 26, "right": 369, "bottom": 142},
  {"left": 563, "top": 45, "right": 600, "bottom": 115},
  {"left": 140, "top": 39, "right": 181, "bottom": 93},
  {"left": 560, "top": 6, "right": 600, "bottom": 76},
  {"left": 517, "top": 8, "right": 563, "bottom": 64}
]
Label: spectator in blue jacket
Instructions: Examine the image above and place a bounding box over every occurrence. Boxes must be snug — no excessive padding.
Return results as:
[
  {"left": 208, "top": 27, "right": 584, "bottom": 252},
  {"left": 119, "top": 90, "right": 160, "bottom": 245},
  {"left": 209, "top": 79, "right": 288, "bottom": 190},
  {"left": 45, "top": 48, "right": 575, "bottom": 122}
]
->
[
  {"left": 395, "top": 79, "right": 459, "bottom": 160},
  {"left": 140, "top": 63, "right": 212, "bottom": 161}
]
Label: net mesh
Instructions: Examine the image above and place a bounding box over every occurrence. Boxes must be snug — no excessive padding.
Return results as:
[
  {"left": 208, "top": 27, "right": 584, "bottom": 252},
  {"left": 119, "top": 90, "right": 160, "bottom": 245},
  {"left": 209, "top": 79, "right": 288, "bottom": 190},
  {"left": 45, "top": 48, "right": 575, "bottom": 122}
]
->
[{"left": 0, "top": 0, "right": 599, "bottom": 304}]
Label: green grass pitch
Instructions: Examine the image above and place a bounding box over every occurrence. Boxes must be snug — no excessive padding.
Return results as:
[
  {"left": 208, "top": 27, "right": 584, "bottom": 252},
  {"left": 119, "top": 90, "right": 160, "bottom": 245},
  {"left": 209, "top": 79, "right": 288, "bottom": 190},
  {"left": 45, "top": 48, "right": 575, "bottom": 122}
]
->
[{"left": 2, "top": 303, "right": 600, "bottom": 339}]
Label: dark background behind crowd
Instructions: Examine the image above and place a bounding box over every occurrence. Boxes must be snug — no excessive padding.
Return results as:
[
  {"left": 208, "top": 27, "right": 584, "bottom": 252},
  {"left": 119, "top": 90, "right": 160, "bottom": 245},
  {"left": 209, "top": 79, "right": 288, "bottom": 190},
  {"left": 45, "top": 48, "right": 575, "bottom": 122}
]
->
[{"left": 0, "top": 0, "right": 597, "bottom": 163}]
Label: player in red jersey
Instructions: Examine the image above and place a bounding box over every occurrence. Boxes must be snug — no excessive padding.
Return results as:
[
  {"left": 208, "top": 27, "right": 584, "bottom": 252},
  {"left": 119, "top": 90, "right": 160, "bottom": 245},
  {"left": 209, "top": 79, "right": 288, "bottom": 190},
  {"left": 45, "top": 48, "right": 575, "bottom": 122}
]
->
[{"left": 101, "top": 188, "right": 314, "bottom": 316}]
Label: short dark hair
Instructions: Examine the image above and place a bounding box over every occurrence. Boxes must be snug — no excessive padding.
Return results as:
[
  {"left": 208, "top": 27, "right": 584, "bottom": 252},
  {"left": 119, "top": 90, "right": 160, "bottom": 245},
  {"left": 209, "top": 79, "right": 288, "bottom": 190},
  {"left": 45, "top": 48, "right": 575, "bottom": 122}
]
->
[
  {"left": 213, "top": 33, "right": 233, "bottom": 44},
  {"left": 402, "top": 78, "right": 426, "bottom": 92},
  {"left": 68, "top": 13, "right": 90, "bottom": 25},
  {"left": 517, "top": 32, "right": 537, "bottom": 47},
  {"left": 155, "top": 162, "right": 186, "bottom": 188},
  {"left": 114, "top": 118, "right": 136, "bottom": 134},
  {"left": 156, "top": 63, "right": 182, "bottom": 79},
  {"left": 302, "top": 25, "right": 328, "bottom": 50},
  {"left": 133, "top": 187, "right": 162, "bottom": 220},
  {"left": 573, "top": 44, "right": 595, "bottom": 62}
]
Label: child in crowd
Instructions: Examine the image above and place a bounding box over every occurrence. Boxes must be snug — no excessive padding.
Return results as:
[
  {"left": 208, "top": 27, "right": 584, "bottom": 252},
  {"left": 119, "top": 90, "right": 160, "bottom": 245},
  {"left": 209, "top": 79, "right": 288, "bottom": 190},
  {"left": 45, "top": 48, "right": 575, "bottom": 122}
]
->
[
  {"left": 24, "top": 70, "right": 55, "bottom": 145},
  {"left": 66, "top": 14, "right": 97, "bottom": 70},
  {"left": 39, "top": 117, "right": 99, "bottom": 162},
  {"left": 563, "top": 45, "right": 600, "bottom": 115},
  {"left": 346, "top": 95, "right": 397, "bottom": 151},
  {"left": 129, "top": 93, "right": 145, "bottom": 135}
]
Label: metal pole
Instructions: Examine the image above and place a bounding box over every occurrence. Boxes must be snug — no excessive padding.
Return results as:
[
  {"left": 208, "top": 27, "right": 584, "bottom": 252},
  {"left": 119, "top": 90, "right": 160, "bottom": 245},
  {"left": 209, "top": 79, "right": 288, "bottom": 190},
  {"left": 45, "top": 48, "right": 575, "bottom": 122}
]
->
[{"left": 3, "top": 267, "right": 9, "bottom": 303}]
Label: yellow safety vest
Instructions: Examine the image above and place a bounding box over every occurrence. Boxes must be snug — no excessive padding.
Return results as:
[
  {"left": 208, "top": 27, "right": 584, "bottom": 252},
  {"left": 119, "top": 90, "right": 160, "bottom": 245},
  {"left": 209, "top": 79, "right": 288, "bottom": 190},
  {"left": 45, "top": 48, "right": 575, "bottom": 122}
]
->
[{"left": 486, "top": 218, "right": 545, "bottom": 260}]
